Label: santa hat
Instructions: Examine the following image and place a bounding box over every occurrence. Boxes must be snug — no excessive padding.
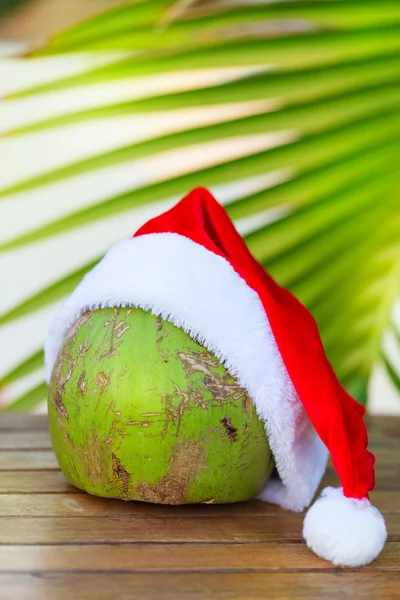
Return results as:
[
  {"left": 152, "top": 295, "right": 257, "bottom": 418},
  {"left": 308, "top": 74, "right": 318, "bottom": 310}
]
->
[{"left": 45, "top": 187, "right": 386, "bottom": 567}]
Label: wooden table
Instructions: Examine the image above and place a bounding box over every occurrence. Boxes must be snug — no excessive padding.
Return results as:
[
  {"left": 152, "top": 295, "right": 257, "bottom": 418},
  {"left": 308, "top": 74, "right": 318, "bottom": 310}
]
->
[{"left": 0, "top": 414, "right": 399, "bottom": 599}]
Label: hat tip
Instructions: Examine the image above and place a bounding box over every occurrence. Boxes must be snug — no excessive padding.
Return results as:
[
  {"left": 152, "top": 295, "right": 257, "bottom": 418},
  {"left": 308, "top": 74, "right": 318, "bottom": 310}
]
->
[
  {"left": 185, "top": 186, "right": 214, "bottom": 199},
  {"left": 303, "top": 487, "right": 387, "bottom": 566}
]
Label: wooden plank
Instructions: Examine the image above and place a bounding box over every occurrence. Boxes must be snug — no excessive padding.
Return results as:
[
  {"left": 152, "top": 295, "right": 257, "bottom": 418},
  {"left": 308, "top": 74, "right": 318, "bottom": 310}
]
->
[
  {"left": 0, "top": 415, "right": 48, "bottom": 431},
  {"left": 0, "top": 471, "right": 80, "bottom": 494},
  {"left": 369, "top": 491, "right": 400, "bottom": 513},
  {"left": 324, "top": 448, "right": 400, "bottom": 466},
  {"left": 322, "top": 465, "right": 400, "bottom": 491},
  {"left": 0, "top": 515, "right": 308, "bottom": 544},
  {"left": 0, "top": 491, "right": 399, "bottom": 518},
  {"left": 0, "top": 432, "right": 51, "bottom": 450},
  {"left": 0, "top": 513, "right": 399, "bottom": 545},
  {"left": 0, "top": 451, "right": 58, "bottom": 470},
  {"left": 0, "top": 494, "right": 290, "bottom": 517},
  {"left": 1, "top": 572, "right": 400, "bottom": 600},
  {"left": 0, "top": 414, "right": 397, "bottom": 600},
  {"left": 0, "top": 467, "right": 397, "bottom": 510},
  {"left": 0, "top": 542, "right": 398, "bottom": 573},
  {"left": 365, "top": 416, "right": 400, "bottom": 441},
  {"left": 367, "top": 433, "right": 400, "bottom": 450},
  {"left": 366, "top": 448, "right": 400, "bottom": 465}
]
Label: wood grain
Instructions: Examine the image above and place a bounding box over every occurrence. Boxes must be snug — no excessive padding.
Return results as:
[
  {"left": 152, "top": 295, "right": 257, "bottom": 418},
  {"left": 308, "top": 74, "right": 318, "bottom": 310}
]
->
[
  {"left": 0, "top": 492, "right": 399, "bottom": 517},
  {"left": 0, "top": 415, "right": 48, "bottom": 430},
  {"left": 0, "top": 414, "right": 398, "bottom": 599},
  {"left": 0, "top": 515, "right": 309, "bottom": 544},
  {"left": 0, "top": 542, "right": 398, "bottom": 573},
  {"left": 0, "top": 572, "right": 400, "bottom": 600},
  {"left": 365, "top": 416, "right": 400, "bottom": 439},
  {"left": 1, "top": 513, "right": 400, "bottom": 545},
  {"left": 1, "top": 469, "right": 399, "bottom": 500},
  {"left": 0, "top": 494, "right": 291, "bottom": 517},
  {"left": 322, "top": 465, "right": 400, "bottom": 491},
  {"left": 0, "top": 432, "right": 52, "bottom": 450},
  {"left": 0, "top": 451, "right": 58, "bottom": 470},
  {"left": 0, "top": 471, "right": 79, "bottom": 494}
]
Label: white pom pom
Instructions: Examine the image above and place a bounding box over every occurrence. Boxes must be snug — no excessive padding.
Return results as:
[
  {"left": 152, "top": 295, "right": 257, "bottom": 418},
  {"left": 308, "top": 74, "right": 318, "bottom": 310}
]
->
[{"left": 303, "top": 487, "right": 387, "bottom": 566}]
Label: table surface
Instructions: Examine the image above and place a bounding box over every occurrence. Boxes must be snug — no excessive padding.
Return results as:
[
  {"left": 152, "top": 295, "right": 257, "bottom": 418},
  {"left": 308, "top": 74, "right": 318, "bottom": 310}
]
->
[{"left": 0, "top": 414, "right": 399, "bottom": 600}]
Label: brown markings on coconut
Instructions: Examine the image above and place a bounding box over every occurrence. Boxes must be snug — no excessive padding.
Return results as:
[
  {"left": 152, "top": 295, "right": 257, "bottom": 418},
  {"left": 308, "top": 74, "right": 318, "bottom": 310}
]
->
[
  {"left": 112, "top": 453, "right": 130, "bottom": 497},
  {"left": 154, "top": 348, "right": 254, "bottom": 497},
  {"left": 53, "top": 359, "right": 75, "bottom": 420},
  {"left": 155, "top": 317, "right": 170, "bottom": 364},
  {"left": 159, "top": 349, "right": 245, "bottom": 438},
  {"left": 100, "top": 343, "right": 121, "bottom": 360},
  {"left": 50, "top": 311, "right": 134, "bottom": 495},
  {"left": 202, "top": 497, "right": 216, "bottom": 504},
  {"left": 94, "top": 370, "right": 114, "bottom": 412},
  {"left": 177, "top": 350, "right": 250, "bottom": 414},
  {"left": 77, "top": 336, "right": 90, "bottom": 358},
  {"left": 137, "top": 440, "right": 206, "bottom": 505},
  {"left": 64, "top": 427, "right": 113, "bottom": 494},
  {"left": 185, "top": 350, "right": 251, "bottom": 419},
  {"left": 50, "top": 312, "right": 93, "bottom": 420},
  {"left": 101, "top": 307, "right": 129, "bottom": 360},
  {"left": 221, "top": 416, "right": 238, "bottom": 443},
  {"left": 143, "top": 348, "right": 252, "bottom": 502},
  {"left": 236, "top": 421, "right": 253, "bottom": 474},
  {"left": 172, "top": 382, "right": 193, "bottom": 437},
  {"left": 77, "top": 372, "right": 87, "bottom": 397},
  {"left": 156, "top": 336, "right": 169, "bottom": 363},
  {"left": 155, "top": 315, "right": 163, "bottom": 332},
  {"left": 161, "top": 393, "right": 179, "bottom": 438},
  {"left": 68, "top": 418, "right": 136, "bottom": 497},
  {"left": 95, "top": 371, "right": 113, "bottom": 393}
]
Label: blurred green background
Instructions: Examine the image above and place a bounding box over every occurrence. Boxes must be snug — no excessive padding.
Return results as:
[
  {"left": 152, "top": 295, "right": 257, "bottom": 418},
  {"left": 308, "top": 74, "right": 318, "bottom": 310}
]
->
[{"left": 0, "top": 0, "right": 399, "bottom": 413}]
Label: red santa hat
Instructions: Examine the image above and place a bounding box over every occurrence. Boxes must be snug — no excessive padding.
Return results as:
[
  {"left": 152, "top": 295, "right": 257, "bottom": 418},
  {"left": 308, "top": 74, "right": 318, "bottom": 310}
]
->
[{"left": 45, "top": 187, "right": 387, "bottom": 566}]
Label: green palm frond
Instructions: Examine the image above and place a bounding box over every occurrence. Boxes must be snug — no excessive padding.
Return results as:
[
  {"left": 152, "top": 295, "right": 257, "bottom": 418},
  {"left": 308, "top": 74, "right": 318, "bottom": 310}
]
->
[
  {"left": 1, "top": 0, "right": 400, "bottom": 411},
  {"left": 382, "top": 317, "right": 400, "bottom": 393}
]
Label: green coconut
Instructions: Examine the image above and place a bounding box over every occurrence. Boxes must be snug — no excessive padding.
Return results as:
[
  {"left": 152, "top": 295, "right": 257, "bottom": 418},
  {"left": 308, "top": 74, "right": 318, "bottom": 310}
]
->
[{"left": 48, "top": 306, "right": 275, "bottom": 504}]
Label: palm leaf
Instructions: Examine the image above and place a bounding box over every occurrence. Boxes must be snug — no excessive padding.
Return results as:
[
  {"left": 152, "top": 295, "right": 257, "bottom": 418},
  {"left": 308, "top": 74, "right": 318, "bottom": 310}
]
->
[
  {"left": 2, "top": 383, "right": 48, "bottom": 413},
  {"left": 33, "top": 2, "right": 400, "bottom": 56},
  {"left": 11, "top": 26, "right": 400, "bottom": 99},
  {"left": 0, "top": 349, "right": 44, "bottom": 388},
  {"left": 382, "top": 356, "right": 400, "bottom": 393},
  {"left": 381, "top": 316, "right": 400, "bottom": 394},
  {"left": 1, "top": 0, "right": 400, "bottom": 411}
]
